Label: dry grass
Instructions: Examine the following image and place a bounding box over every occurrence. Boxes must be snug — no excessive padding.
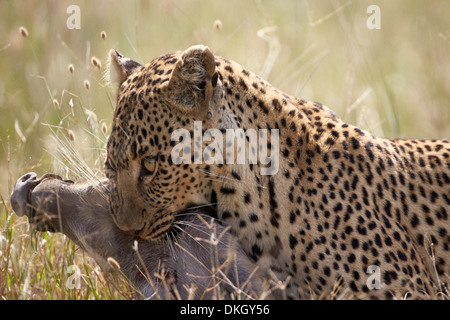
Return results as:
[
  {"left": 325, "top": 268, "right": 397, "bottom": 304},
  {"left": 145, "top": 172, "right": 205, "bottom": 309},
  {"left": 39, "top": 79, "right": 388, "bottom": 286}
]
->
[{"left": 1, "top": 0, "right": 449, "bottom": 300}]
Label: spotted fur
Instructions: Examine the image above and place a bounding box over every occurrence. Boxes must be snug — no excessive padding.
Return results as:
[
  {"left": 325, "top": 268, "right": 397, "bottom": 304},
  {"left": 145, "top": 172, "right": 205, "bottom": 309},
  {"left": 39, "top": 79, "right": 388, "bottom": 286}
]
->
[{"left": 106, "top": 45, "right": 450, "bottom": 299}]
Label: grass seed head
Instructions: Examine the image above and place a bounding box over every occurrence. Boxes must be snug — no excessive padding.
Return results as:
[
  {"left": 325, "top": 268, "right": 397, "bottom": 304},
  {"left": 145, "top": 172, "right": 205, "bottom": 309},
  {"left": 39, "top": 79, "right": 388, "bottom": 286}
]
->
[
  {"left": 101, "top": 31, "right": 107, "bottom": 40},
  {"left": 214, "top": 20, "right": 222, "bottom": 30},
  {"left": 101, "top": 122, "right": 108, "bottom": 135},
  {"left": 84, "top": 80, "right": 90, "bottom": 90},
  {"left": 91, "top": 57, "right": 102, "bottom": 69},
  {"left": 107, "top": 257, "right": 120, "bottom": 270},
  {"left": 67, "top": 129, "right": 75, "bottom": 141},
  {"left": 68, "top": 64, "right": 74, "bottom": 74},
  {"left": 19, "top": 26, "right": 29, "bottom": 38}
]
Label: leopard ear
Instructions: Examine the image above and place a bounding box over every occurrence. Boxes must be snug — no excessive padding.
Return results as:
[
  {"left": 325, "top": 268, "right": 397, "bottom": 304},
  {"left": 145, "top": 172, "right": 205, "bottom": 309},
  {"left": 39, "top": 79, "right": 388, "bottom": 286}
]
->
[
  {"left": 165, "top": 45, "right": 216, "bottom": 113},
  {"left": 108, "top": 49, "right": 142, "bottom": 85}
]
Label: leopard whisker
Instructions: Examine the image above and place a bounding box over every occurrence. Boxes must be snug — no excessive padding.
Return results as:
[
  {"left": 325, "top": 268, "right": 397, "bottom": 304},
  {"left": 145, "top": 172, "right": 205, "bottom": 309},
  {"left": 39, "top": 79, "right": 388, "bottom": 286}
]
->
[
  {"left": 166, "top": 231, "right": 178, "bottom": 262},
  {"left": 175, "top": 220, "right": 227, "bottom": 246},
  {"left": 172, "top": 224, "right": 208, "bottom": 251},
  {"left": 171, "top": 203, "right": 221, "bottom": 214},
  {"left": 197, "top": 168, "right": 267, "bottom": 189}
]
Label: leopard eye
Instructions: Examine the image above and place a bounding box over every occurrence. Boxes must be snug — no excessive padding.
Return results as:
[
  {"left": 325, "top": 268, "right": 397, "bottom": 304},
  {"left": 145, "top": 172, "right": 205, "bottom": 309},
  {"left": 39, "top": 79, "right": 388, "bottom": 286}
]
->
[{"left": 141, "top": 156, "right": 158, "bottom": 177}]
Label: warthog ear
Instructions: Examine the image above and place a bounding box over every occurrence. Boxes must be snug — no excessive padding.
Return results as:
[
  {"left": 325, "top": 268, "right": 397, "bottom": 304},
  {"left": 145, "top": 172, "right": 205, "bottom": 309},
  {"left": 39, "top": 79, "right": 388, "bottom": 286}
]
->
[
  {"left": 108, "top": 49, "right": 143, "bottom": 85},
  {"left": 165, "top": 45, "right": 216, "bottom": 114}
]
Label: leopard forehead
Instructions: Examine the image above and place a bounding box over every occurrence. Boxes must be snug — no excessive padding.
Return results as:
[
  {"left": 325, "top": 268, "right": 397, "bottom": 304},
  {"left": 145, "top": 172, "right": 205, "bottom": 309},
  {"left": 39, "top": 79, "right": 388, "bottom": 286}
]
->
[{"left": 107, "top": 52, "right": 180, "bottom": 166}]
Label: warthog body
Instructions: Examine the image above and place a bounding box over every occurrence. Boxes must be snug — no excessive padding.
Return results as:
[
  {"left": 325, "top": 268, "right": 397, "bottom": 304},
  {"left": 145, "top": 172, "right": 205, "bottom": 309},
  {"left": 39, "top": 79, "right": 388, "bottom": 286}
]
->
[{"left": 11, "top": 173, "right": 266, "bottom": 299}]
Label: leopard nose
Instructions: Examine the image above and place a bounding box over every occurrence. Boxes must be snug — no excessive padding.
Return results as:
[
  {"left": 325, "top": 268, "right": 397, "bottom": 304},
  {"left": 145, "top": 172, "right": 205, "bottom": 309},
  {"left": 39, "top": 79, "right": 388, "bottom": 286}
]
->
[
  {"left": 114, "top": 208, "right": 146, "bottom": 233},
  {"left": 10, "top": 172, "right": 39, "bottom": 217}
]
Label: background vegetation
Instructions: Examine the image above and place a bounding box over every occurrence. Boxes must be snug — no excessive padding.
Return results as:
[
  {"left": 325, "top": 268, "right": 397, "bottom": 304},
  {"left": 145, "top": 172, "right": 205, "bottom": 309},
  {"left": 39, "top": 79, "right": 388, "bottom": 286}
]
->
[{"left": 1, "top": 0, "right": 449, "bottom": 299}]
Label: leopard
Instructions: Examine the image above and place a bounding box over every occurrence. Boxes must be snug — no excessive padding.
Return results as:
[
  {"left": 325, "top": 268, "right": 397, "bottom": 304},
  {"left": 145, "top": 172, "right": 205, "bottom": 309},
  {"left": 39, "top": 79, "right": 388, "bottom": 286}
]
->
[
  {"left": 10, "top": 172, "right": 267, "bottom": 299},
  {"left": 101, "top": 44, "right": 450, "bottom": 299}
]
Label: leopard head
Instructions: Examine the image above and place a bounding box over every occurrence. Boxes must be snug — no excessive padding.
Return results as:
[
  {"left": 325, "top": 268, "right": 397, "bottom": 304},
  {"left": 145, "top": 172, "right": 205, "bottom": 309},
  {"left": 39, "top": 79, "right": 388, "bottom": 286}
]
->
[{"left": 106, "top": 45, "right": 222, "bottom": 239}]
